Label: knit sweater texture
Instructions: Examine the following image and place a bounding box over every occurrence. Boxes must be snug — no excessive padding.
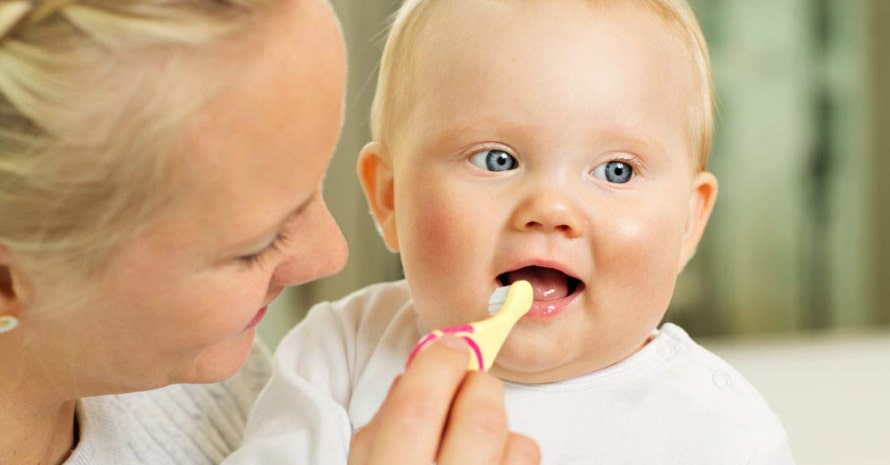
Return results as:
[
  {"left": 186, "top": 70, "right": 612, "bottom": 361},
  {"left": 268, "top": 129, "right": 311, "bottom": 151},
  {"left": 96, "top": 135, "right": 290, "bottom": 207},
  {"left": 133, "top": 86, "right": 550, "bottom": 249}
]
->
[{"left": 65, "top": 342, "right": 271, "bottom": 465}]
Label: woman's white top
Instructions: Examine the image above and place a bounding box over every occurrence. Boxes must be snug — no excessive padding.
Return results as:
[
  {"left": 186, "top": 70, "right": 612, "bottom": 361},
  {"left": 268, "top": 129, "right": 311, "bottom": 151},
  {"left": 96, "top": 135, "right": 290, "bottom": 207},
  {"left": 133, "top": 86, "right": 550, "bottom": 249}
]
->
[{"left": 65, "top": 342, "right": 271, "bottom": 465}]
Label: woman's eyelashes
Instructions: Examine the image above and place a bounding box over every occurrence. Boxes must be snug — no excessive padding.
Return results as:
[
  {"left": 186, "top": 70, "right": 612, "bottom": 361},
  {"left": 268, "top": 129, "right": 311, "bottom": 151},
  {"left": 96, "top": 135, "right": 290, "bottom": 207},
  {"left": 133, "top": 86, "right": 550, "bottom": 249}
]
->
[
  {"left": 591, "top": 160, "right": 635, "bottom": 184},
  {"left": 239, "top": 230, "right": 293, "bottom": 266},
  {"left": 468, "top": 149, "right": 518, "bottom": 172},
  {"left": 237, "top": 192, "right": 316, "bottom": 267}
]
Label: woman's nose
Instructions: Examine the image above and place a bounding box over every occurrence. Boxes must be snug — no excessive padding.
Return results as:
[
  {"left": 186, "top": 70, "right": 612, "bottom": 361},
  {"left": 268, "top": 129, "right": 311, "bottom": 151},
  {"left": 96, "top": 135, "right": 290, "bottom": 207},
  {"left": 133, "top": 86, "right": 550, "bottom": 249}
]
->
[
  {"left": 510, "top": 188, "right": 584, "bottom": 239},
  {"left": 271, "top": 199, "right": 348, "bottom": 287}
]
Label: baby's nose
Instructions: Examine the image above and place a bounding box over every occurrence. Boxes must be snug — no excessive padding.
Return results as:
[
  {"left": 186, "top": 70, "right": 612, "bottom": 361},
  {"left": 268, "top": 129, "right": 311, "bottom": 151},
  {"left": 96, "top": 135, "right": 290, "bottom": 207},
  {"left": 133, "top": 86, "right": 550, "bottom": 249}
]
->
[{"left": 511, "top": 189, "right": 584, "bottom": 238}]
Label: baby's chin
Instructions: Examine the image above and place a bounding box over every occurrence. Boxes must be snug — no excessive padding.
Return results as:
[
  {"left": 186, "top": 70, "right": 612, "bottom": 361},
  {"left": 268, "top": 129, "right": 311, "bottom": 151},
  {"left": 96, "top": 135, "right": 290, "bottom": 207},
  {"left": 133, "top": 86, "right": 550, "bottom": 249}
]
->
[
  {"left": 490, "top": 336, "right": 652, "bottom": 385},
  {"left": 489, "top": 348, "right": 598, "bottom": 385},
  {"left": 490, "top": 359, "right": 591, "bottom": 385}
]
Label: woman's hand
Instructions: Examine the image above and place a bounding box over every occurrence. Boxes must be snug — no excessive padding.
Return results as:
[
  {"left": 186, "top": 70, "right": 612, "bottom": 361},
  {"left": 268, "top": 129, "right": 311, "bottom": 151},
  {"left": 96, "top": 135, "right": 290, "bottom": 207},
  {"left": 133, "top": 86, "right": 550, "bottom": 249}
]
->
[{"left": 349, "top": 336, "right": 540, "bottom": 465}]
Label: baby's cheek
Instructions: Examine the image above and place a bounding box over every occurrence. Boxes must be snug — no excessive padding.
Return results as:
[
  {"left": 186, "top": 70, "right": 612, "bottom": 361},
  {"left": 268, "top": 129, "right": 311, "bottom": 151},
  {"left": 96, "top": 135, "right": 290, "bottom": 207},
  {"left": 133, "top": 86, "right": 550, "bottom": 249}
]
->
[
  {"left": 398, "top": 200, "right": 457, "bottom": 327},
  {"left": 405, "top": 194, "right": 467, "bottom": 259},
  {"left": 414, "top": 202, "right": 451, "bottom": 244},
  {"left": 604, "top": 207, "right": 684, "bottom": 278}
]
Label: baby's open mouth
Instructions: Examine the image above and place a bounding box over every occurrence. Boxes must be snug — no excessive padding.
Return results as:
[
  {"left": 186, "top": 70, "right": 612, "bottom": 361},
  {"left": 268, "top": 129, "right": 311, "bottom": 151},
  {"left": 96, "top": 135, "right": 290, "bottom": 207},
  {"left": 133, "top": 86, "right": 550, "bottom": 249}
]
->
[{"left": 498, "top": 266, "right": 583, "bottom": 301}]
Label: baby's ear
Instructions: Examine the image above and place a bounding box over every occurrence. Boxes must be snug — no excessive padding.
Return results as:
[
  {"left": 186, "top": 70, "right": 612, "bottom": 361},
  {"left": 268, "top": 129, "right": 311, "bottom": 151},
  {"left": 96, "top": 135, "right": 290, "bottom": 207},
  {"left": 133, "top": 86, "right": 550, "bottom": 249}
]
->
[
  {"left": 357, "top": 142, "right": 399, "bottom": 252},
  {"left": 680, "top": 171, "right": 718, "bottom": 269}
]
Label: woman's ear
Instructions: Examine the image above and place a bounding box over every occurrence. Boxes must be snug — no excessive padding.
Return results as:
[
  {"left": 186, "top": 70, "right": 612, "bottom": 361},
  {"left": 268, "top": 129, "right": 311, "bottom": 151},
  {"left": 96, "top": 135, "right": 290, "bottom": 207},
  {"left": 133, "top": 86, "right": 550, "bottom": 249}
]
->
[
  {"left": 357, "top": 141, "right": 399, "bottom": 251},
  {"left": 680, "top": 171, "right": 718, "bottom": 269}
]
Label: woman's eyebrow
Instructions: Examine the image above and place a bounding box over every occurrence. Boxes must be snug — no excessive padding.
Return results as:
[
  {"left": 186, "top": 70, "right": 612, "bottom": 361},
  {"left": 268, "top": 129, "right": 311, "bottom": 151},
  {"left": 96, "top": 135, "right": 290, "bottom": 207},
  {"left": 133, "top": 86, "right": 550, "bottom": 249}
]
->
[
  {"left": 234, "top": 192, "right": 318, "bottom": 252},
  {"left": 284, "top": 191, "right": 317, "bottom": 222},
  {"left": 271, "top": 191, "right": 318, "bottom": 232}
]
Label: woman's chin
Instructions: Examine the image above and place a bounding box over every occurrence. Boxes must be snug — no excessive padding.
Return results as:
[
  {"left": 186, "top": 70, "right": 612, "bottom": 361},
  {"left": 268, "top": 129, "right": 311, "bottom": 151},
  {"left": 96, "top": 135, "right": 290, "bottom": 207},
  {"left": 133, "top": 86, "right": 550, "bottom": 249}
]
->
[{"left": 180, "top": 331, "right": 257, "bottom": 384}]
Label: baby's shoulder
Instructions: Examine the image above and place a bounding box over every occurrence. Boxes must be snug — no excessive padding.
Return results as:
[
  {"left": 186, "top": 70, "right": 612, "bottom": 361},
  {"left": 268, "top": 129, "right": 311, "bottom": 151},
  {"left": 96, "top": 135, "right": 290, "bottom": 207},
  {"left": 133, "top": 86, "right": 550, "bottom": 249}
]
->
[
  {"left": 657, "top": 323, "right": 785, "bottom": 431},
  {"left": 304, "top": 279, "right": 413, "bottom": 329},
  {"left": 293, "top": 280, "right": 419, "bottom": 360}
]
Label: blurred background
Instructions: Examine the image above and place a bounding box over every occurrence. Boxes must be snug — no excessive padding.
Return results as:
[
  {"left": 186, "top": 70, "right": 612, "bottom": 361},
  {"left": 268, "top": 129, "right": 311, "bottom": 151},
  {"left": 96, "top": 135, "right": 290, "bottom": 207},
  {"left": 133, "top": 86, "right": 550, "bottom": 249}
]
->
[{"left": 259, "top": 0, "right": 890, "bottom": 463}]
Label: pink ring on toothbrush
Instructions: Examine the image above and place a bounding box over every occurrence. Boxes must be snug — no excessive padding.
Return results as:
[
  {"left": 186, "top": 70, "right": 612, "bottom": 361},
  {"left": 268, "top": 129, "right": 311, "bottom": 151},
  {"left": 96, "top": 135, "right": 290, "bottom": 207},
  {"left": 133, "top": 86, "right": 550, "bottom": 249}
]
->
[
  {"left": 460, "top": 335, "right": 485, "bottom": 371},
  {"left": 405, "top": 281, "right": 533, "bottom": 372},
  {"left": 405, "top": 326, "right": 484, "bottom": 370}
]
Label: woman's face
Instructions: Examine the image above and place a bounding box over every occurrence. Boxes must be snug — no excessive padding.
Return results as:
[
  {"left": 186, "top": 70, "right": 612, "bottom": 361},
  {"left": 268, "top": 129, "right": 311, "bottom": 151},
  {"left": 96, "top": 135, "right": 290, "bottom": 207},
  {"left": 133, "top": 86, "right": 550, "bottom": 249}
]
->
[{"left": 22, "top": 0, "right": 348, "bottom": 395}]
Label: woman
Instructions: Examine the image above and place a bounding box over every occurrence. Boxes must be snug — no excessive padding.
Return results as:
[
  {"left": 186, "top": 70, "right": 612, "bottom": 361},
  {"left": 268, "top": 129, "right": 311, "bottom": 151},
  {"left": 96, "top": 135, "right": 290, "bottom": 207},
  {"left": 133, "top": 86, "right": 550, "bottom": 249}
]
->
[{"left": 0, "top": 1, "right": 537, "bottom": 464}]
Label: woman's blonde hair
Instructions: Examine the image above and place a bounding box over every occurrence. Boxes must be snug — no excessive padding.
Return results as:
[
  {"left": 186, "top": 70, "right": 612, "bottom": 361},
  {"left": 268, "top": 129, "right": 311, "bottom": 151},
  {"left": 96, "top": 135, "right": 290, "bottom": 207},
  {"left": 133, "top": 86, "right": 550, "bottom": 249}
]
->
[
  {"left": 370, "top": 0, "right": 715, "bottom": 171},
  {"left": 0, "top": 0, "right": 277, "bottom": 284}
]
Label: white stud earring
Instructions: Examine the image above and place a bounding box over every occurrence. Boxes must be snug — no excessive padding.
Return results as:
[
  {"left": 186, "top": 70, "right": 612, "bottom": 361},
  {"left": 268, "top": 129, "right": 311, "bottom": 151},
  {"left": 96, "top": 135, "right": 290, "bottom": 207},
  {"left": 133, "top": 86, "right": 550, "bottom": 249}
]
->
[{"left": 0, "top": 315, "right": 19, "bottom": 334}]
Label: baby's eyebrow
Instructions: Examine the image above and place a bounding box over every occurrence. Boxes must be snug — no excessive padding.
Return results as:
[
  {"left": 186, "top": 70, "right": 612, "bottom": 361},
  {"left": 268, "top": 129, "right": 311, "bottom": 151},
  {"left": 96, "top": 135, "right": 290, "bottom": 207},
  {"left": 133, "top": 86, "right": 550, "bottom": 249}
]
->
[
  {"left": 596, "top": 128, "right": 671, "bottom": 159},
  {"left": 426, "top": 118, "right": 533, "bottom": 147}
]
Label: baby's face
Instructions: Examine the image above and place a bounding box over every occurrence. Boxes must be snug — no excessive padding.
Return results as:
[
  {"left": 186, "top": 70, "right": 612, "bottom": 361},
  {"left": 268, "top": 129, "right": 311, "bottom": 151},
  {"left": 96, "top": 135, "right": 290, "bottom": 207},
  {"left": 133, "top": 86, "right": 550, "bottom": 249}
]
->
[{"left": 374, "top": 0, "right": 716, "bottom": 383}]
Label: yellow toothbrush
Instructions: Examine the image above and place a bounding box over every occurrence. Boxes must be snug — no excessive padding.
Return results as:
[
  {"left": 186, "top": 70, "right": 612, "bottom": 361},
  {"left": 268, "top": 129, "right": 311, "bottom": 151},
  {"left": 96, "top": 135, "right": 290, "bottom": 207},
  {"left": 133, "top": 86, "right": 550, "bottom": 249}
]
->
[{"left": 406, "top": 280, "right": 534, "bottom": 371}]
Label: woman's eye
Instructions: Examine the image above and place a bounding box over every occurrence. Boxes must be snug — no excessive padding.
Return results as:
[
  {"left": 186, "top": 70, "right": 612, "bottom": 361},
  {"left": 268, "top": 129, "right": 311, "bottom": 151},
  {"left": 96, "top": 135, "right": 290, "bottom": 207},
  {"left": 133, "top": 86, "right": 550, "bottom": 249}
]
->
[
  {"left": 469, "top": 149, "right": 518, "bottom": 172},
  {"left": 592, "top": 160, "right": 634, "bottom": 184}
]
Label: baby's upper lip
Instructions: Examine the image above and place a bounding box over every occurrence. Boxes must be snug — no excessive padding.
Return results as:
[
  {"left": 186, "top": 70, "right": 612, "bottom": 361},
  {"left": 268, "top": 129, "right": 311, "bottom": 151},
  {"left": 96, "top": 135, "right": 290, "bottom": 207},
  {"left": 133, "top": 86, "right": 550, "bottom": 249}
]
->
[{"left": 496, "top": 258, "right": 583, "bottom": 285}]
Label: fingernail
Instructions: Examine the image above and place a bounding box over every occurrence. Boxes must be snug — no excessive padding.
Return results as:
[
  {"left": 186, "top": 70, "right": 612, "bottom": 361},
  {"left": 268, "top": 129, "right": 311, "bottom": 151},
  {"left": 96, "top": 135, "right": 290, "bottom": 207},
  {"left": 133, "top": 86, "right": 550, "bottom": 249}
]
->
[{"left": 436, "top": 334, "right": 469, "bottom": 351}]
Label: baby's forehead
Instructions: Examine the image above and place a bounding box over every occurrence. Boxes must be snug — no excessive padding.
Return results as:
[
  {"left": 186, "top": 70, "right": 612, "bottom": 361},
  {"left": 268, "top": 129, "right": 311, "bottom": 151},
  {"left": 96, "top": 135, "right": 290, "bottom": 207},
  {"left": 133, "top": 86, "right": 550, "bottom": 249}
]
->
[
  {"left": 417, "top": 1, "right": 686, "bottom": 36},
  {"left": 388, "top": 0, "right": 709, "bottom": 167},
  {"left": 401, "top": 1, "right": 695, "bottom": 98}
]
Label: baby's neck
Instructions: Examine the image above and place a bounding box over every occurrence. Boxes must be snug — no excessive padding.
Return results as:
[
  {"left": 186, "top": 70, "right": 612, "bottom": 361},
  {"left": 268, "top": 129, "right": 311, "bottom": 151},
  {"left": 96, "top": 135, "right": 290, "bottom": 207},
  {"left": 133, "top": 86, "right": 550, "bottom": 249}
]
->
[{"left": 0, "top": 391, "right": 77, "bottom": 465}]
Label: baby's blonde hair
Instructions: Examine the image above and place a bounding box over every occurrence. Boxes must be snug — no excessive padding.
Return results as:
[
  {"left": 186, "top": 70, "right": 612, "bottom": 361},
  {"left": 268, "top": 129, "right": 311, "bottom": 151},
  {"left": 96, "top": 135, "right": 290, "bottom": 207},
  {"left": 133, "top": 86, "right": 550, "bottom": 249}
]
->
[
  {"left": 0, "top": 0, "right": 277, "bottom": 285},
  {"left": 370, "top": 0, "right": 715, "bottom": 171}
]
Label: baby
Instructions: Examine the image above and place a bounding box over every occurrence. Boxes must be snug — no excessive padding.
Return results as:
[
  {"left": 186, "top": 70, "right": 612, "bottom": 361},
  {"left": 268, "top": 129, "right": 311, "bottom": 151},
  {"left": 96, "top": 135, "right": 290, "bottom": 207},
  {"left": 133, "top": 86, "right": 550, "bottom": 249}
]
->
[{"left": 235, "top": 0, "right": 796, "bottom": 463}]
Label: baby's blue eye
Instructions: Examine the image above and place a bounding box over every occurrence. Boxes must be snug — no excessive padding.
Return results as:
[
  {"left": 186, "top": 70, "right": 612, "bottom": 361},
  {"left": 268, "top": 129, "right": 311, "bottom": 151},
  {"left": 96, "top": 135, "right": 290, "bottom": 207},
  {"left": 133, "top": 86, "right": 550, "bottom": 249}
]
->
[
  {"left": 469, "top": 149, "right": 517, "bottom": 172},
  {"left": 592, "top": 161, "right": 634, "bottom": 184}
]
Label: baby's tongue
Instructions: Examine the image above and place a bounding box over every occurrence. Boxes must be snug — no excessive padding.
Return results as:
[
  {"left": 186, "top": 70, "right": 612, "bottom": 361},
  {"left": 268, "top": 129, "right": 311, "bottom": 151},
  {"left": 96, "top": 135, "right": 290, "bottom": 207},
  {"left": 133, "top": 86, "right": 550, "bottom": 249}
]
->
[{"left": 503, "top": 266, "right": 569, "bottom": 301}]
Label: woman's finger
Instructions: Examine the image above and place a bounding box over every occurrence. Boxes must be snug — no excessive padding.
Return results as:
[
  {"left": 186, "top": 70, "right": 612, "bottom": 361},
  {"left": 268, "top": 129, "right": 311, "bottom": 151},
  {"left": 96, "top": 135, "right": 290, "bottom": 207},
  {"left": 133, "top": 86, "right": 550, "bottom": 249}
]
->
[
  {"left": 348, "top": 376, "right": 395, "bottom": 464},
  {"left": 500, "top": 433, "right": 541, "bottom": 465},
  {"left": 436, "top": 370, "right": 510, "bottom": 465},
  {"left": 358, "top": 336, "right": 471, "bottom": 465}
]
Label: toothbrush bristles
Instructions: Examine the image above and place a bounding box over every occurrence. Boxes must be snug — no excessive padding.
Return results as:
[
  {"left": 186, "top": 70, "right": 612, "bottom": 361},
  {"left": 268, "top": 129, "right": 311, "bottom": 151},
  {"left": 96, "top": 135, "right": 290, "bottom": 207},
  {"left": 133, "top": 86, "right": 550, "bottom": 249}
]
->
[{"left": 487, "top": 285, "right": 512, "bottom": 315}]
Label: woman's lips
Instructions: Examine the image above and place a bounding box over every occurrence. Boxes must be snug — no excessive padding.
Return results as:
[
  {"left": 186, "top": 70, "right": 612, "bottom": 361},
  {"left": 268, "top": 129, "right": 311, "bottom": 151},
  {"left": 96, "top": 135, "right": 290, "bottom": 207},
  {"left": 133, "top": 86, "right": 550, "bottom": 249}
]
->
[{"left": 245, "top": 305, "right": 268, "bottom": 329}]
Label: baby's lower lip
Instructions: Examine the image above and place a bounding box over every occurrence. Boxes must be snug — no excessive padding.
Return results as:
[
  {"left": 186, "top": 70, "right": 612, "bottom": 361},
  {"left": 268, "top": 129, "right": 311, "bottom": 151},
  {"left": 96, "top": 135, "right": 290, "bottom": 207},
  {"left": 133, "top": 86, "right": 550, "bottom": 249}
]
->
[{"left": 523, "top": 284, "right": 584, "bottom": 319}]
